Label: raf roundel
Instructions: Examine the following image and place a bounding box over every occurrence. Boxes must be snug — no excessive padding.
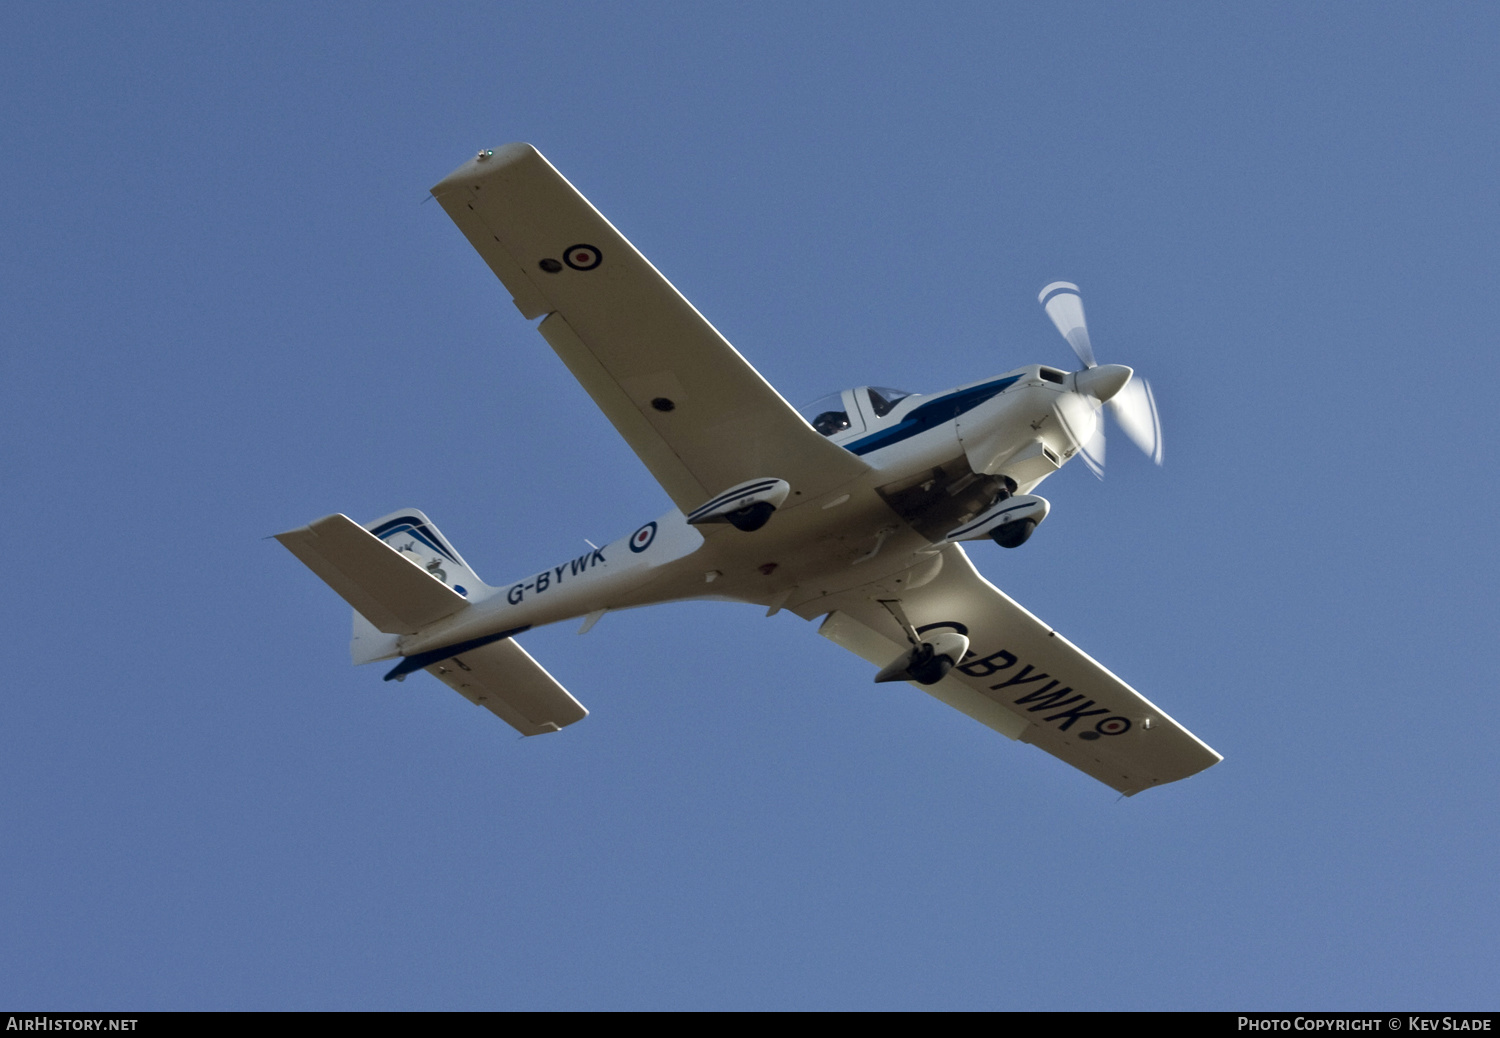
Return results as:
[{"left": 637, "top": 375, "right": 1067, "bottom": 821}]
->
[
  {"left": 1096, "top": 716, "right": 1132, "bottom": 736},
  {"left": 563, "top": 243, "right": 602, "bottom": 271},
  {"left": 629, "top": 521, "right": 657, "bottom": 553}
]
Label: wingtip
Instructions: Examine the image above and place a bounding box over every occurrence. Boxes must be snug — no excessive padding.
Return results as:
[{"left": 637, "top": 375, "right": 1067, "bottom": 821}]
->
[{"left": 430, "top": 142, "right": 544, "bottom": 195}]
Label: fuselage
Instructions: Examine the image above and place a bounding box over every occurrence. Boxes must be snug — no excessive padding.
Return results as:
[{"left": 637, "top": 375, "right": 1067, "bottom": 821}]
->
[{"left": 396, "top": 364, "right": 1103, "bottom": 658}]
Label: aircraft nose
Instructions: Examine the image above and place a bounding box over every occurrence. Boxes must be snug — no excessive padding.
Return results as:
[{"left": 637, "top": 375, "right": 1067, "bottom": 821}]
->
[{"left": 1074, "top": 364, "right": 1133, "bottom": 403}]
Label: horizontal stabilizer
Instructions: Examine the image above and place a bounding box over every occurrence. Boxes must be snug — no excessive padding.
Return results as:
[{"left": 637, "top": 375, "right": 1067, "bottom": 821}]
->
[
  {"left": 424, "top": 637, "right": 588, "bottom": 736},
  {"left": 276, "top": 514, "right": 469, "bottom": 634}
]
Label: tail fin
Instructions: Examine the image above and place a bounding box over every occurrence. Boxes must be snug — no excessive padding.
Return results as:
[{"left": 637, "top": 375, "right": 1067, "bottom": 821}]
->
[
  {"left": 280, "top": 508, "right": 586, "bottom": 735},
  {"left": 362, "top": 509, "right": 486, "bottom": 597},
  {"left": 350, "top": 509, "right": 486, "bottom": 664}
]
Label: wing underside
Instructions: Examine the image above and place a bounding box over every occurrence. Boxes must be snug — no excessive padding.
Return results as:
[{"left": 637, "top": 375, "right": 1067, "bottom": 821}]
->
[
  {"left": 801, "top": 546, "right": 1221, "bottom": 795},
  {"left": 431, "top": 144, "right": 870, "bottom": 512}
]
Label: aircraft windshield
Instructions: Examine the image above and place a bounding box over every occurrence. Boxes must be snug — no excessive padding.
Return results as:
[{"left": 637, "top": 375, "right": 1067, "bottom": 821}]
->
[
  {"left": 800, "top": 387, "right": 917, "bottom": 438},
  {"left": 798, "top": 392, "right": 852, "bottom": 437},
  {"left": 867, "top": 387, "right": 913, "bottom": 417}
]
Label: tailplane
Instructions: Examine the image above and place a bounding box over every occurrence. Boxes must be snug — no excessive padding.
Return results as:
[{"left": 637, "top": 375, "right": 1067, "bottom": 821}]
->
[
  {"left": 276, "top": 508, "right": 479, "bottom": 636},
  {"left": 278, "top": 508, "right": 587, "bottom": 736}
]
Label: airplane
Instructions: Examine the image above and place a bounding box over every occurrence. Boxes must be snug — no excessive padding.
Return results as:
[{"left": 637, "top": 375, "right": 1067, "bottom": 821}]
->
[{"left": 276, "top": 143, "right": 1221, "bottom": 796}]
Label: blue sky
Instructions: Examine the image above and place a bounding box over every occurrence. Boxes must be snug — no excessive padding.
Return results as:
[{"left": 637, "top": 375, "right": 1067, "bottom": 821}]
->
[{"left": 4, "top": 2, "right": 1498, "bottom": 1010}]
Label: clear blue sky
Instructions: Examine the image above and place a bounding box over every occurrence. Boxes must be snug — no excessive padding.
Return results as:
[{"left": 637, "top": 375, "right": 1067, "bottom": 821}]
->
[{"left": 4, "top": 2, "right": 1497, "bottom": 1010}]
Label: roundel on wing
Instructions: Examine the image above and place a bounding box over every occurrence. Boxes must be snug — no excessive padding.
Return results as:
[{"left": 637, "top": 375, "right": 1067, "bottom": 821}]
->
[
  {"left": 563, "top": 244, "right": 603, "bottom": 271},
  {"left": 1095, "top": 716, "right": 1131, "bottom": 736},
  {"left": 629, "top": 521, "right": 657, "bottom": 553}
]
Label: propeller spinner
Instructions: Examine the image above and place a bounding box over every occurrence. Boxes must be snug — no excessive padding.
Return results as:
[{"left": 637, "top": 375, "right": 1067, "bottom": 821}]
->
[{"left": 1038, "top": 281, "right": 1163, "bottom": 475}]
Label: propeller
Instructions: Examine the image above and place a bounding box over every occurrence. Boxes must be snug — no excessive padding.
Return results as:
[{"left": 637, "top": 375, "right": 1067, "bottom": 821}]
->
[{"left": 1039, "top": 281, "right": 1163, "bottom": 476}]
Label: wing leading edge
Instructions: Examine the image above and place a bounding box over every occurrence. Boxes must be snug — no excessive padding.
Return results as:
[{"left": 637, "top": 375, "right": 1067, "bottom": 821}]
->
[
  {"left": 802, "top": 546, "right": 1221, "bottom": 795},
  {"left": 431, "top": 144, "right": 870, "bottom": 512}
]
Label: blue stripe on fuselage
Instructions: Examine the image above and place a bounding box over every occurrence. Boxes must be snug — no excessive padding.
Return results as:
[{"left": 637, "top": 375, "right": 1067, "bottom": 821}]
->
[{"left": 844, "top": 375, "right": 1022, "bottom": 457}]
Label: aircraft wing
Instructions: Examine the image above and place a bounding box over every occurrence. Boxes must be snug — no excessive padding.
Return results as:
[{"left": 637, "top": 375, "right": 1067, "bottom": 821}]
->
[
  {"left": 431, "top": 144, "right": 871, "bottom": 512},
  {"left": 802, "top": 546, "right": 1221, "bottom": 795}
]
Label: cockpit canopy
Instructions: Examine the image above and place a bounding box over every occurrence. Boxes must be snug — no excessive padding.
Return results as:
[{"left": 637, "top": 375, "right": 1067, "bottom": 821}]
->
[{"left": 798, "top": 387, "right": 916, "bottom": 439}]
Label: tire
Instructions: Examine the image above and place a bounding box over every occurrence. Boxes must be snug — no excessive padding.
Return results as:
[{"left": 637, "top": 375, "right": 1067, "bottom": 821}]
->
[
  {"left": 726, "top": 501, "right": 775, "bottom": 532},
  {"left": 991, "top": 518, "right": 1037, "bottom": 549},
  {"left": 908, "top": 654, "right": 954, "bottom": 686}
]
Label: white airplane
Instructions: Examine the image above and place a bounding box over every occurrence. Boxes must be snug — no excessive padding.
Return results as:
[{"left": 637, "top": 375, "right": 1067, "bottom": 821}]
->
[{"left": 277, "top": 144, "right": 1220, "bottom": 796}]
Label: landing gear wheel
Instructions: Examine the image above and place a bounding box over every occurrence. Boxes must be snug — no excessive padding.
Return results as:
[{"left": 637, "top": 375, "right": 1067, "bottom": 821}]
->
[
  {"left": 906, "top": 645, "right": 955, "bottom": 685},
  {"left": 991, "top": 518, "right": 1037, "bottom": 549},
  {"left": 726, "top": 501, "right": 775, "bottom": 532}
]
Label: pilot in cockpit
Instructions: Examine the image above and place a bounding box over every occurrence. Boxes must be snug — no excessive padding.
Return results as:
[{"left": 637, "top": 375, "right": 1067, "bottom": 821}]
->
[{"left": 811, "top": 408, "right": 851, "bottom": 436}]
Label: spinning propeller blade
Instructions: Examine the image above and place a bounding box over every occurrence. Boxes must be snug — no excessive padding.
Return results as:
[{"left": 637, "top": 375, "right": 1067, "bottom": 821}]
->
[
  {"left": 1038, "top": 281, "right": 1163, "bottom": 475},
  {"left": 1039, "top": 281, "right": 1097, "bottom": 369},
  {"left": 1080, "top": 422, "right": 1106, "bottom": 478},
  {"left": 1108, "top": 377, "right": 1163, "bottom": 465}
]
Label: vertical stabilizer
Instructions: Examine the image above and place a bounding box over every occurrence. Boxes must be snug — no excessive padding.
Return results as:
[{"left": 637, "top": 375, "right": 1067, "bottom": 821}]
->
[
  {"left": 362, "top": 508, "right": 486, "bottom": 597},
  {"left": 346, "top": 508, "right": 487, "bottom": 659}
]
